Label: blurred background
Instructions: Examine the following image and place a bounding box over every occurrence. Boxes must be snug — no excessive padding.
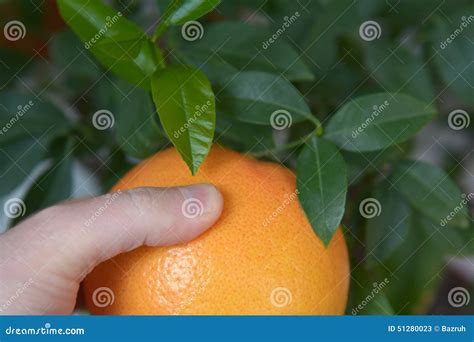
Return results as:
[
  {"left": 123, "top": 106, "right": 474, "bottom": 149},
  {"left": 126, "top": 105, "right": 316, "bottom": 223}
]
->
[{"left": 0, "top": 0, "right": 472, "bottom": 315}]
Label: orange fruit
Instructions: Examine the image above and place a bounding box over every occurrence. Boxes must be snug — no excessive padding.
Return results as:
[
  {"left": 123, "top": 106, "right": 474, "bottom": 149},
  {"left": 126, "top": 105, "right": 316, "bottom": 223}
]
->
[{"left": 83, "top": 146, "right": 349, "bottom": 314}]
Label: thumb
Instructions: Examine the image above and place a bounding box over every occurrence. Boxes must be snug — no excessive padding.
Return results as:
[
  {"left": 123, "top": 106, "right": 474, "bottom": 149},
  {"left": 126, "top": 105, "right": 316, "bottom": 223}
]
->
[{"left": 0, "top": 184, "right": 223, "bottom": 314}]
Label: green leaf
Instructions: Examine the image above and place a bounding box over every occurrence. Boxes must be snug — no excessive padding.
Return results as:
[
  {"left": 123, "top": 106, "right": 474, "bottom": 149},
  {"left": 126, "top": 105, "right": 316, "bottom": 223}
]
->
[
  {"left": 428, "top": 9, "right": 474, "bottom": 106},
  {"left": 161, "top": 0, "right": 221, "bottom": 25},
  {"left": 14, "top": 139, "right": 74, "bottom": 222},
  {"left": 113, "top": 80, "right": 167, "bottom": 159},
  {"left": 171, "top": 21, "right": 314, "bottom": 82},
  {"left": 365, "top": 182, "right": 411, "bottom": 265},
  {"left": 325, "top": 93, "right": 436, "bottom": 152},
  {"left": 365, "top": 42, "right": 435, "bottom": 102},
  {"left": 391, "top": 160, "right": 470, "bottom": 229},
  {"left": 296, "top": 137, "right": 347, "bottom": 245},
  {"left": 57, "top": 0, "right": 164, "bottom": 89},
  {"left": 151, "top": 65, "right": 216, "bottom": 174},
  {"left": 216, "top": 71, "right": 313, "bottom": 125}
]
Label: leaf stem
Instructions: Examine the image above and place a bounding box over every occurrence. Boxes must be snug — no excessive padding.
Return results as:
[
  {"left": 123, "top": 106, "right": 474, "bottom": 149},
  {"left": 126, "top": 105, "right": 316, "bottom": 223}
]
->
[{"left": 251, "top": 130, "right": 316, "bottom": 158}]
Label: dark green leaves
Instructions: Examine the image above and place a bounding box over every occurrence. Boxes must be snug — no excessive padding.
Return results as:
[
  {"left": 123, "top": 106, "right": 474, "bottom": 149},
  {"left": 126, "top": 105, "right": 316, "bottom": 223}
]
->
[
  {"left": 297, "top": 137, "right": 347, "bottom": 245},
  {"left": 216, "top": 72, "right": 313, "bottom": 125},
  {"left": 428, "top": 9, "right": 474, "bottom": 106},
  {"left": 365, "top": 183, "right": 411, "bottom": 265},
  {"left": 392, "top": 160, "right": 470, "bottom": 229},
  {"left": 325, "top": 93, "right": 436, "bottom": 152},
  {"left": 173, "top": 21, "right": 314, "bottom": 82},
  {"left": 57, "top": 0, "right": 164, "bottom": 89},
  {"left": 151, "top": 65, "right": 216, "bottom": 174},
  {"left": 0, "top": 91, "right": 71, "bottom": 196}
]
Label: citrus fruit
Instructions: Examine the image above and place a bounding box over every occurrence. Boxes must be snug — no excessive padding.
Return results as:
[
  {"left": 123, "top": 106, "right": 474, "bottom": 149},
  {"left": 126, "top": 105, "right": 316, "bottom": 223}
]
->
[{"left": 83, "top": 146, "right": 349, "bottom": 314}]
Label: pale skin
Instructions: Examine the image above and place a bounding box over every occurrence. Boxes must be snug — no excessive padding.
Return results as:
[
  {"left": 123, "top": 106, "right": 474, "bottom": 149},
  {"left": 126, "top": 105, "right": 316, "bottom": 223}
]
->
[{"left": 0, "top": 184, "right": 223, "bottom": 315}]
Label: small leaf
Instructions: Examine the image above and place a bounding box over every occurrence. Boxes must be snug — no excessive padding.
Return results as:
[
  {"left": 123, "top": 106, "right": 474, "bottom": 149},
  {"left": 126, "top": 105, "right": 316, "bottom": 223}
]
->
[
  {"left": 151, "top": 65, "right": 216, "bottom": 174},
  {"left": 162, "top": 0, "right": 221, "bottom": 25},
  {"left": 297, "top": 137, "right": 347, "bottom": 245},
  {"left": 172, "top": 21, "right": 314, "bottom": 82},
  {"left": 325, "top": 93, "right": 436, "bottom": 152},
  {"left": 392, "top": 160, "right": 470, "bottom": 229},
  {"left": 57, "top": 0, "right": 164, "bottom": 89},
  {"left": 216, "top": 71, "right": 313, "bottom": 125},
  {"left": 365, "top": 182, "right": 411, "bottom": 265}
]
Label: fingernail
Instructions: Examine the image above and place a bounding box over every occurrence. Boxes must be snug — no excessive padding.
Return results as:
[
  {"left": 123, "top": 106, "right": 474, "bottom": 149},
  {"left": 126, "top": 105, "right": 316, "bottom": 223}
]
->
[{"left": 179, "top": 184, "right": 223, "bottom": 217}]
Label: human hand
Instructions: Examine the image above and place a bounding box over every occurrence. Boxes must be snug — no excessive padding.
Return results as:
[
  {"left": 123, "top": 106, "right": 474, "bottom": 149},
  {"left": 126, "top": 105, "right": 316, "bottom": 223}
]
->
[{"left": 0, "top": 184, "right": 223, "bottom": 315}]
